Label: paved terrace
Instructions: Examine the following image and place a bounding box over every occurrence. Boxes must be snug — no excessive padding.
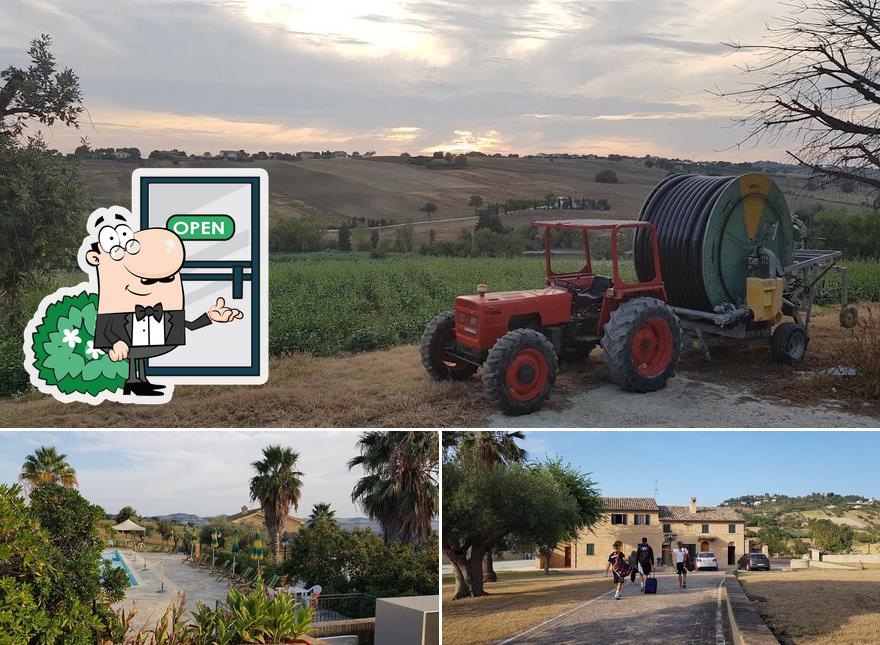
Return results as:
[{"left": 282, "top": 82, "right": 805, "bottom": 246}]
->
[{"left": 113, "top": 551, "right": 230, "bottom": 633}]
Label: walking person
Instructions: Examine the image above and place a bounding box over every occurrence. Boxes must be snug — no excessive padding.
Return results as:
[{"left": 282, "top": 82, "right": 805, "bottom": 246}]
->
[
  {"left": 636, "top": 537, "right": 654, "bottom": 590},
  {"left": 604, "top": 540, "right": 630, "bottom": 600},
  {"left": 674, "top": 542, "right": 689, "bottom": 588},
  {"left": 628, "top": 550, "right": 638, "bottom": 584}
]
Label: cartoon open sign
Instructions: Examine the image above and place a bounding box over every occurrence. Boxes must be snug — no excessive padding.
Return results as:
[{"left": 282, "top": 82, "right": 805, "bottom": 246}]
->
[
  {"left": 132, "top": 168, "right": 268, "bottom": 384},
  {"left": 23, "top": 168, "right": 268, "bottom": 405}
]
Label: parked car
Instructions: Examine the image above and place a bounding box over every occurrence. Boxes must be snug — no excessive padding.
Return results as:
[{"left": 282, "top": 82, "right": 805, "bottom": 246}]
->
[
  {"left": 737, "top": 553, "right": 771, "bottom": 571},
  {"left": 695, "top": 552, "right": 718, "bottom": 570}
]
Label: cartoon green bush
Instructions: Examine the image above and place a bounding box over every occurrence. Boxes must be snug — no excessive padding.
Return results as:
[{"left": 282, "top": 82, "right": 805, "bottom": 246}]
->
[{"left": 29, "top": 291, "right": 128, "bottom": 396}]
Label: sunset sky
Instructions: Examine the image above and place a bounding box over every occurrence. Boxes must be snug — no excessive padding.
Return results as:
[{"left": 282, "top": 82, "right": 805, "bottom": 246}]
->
[{"left": 2, "top": 0, "right": 791, "bottom": 159}]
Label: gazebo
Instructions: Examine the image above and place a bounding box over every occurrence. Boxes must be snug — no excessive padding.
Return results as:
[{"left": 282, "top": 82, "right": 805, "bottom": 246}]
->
[{"left": 112, "top": 518, "right": 146, "bottom": 547}]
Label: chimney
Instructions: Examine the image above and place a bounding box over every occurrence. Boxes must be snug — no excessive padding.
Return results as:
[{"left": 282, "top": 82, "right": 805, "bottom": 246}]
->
[
  {"left": 689, "top": 497, "right": 697, "bottom": 514},
  {"left": 241, "top": 505, "right": 248, "bottom": 513}
]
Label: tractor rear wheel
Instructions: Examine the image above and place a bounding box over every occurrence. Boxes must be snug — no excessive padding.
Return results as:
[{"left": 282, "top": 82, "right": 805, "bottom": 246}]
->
[
  {"left": 601, "top": 297, "right": 681, "bottom": 392},
  {"left": 770, "top": 322, "right": 807, "bottom": 364},
  {"left": 420, "top": 311, "right": 478, "bottom": 381},
  {"left": 483, "top": 329, "right": 557, "bottom": 415}
]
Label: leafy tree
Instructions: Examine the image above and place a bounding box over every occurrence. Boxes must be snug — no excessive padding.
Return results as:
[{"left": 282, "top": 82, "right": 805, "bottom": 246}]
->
[
  {"left": 475, "top": 211, "right": 505, "bottom": 234},
  {"left": 443, "top": 459, "right": 580, "bottom": 599},
  {"left": 157, "top": 519, "right": 174, "bottom": 545},
  {"left": 20, "top": 445, "right": 77, "bottom": 490},
  {"left": 443, "top": 431, "right": 527, "bottom": 581},
  {"left": 337, "top": 226, "right": 352, "bottom": 252},
  {"left": 307, "top": 502, "right": 337, "bottom": 528},
  {"left": 249, "top": 445, "right": 304, "bottom": 557},
  {"left": 536, "top": 458, "right": 603, "bottom": 574},
  {"left": 0, "top": 484, "right": 127, "bottom": 642},
  {"left": 350, "top": 225, "right": 372, "bottom": 251},
  {"left": 718, "top": 0, "right": 880, "bottom": 191},
  {"left": 0, "top": 34, "right": 83, "bottom": 139},
  {"left": 810, "top": 518, "right": 854, "bottom": 552},
  {"left": 269, "top": 217, "right": 324, "bottom": 253},
  {"left": 420, "top": 202, "right": 438, "bottom": 220},
  {"left": 0, "top": 134, "right": 88, "bottom": 300},
  {"left": 349, "top": 431, "right": 438, "bottom": 546},
  {"left": 369, "top": 228, "right": 380, "bottom": 249},
  {"left": 595, "top": 169, "right": 619, "bottom": 184},
  {"left": 114, "top": 506, "right": 138, "bottom": 524},
  {"left": 468, "top": 195, "right": 483, "bottom": 213},
  {"left": 283, "top": 521, "right": 437, "bottom": 598}
]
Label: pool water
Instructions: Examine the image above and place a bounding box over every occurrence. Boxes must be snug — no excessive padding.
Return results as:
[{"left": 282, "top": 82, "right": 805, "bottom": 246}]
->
[{"left": 102, "top": 550, "right": 138, "bottom": 586}]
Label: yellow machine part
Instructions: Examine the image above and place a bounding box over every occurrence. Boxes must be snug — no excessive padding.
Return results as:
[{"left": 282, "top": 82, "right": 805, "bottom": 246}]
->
[{"left": 746, "top": 277, "right": 783, "bottom": 322}]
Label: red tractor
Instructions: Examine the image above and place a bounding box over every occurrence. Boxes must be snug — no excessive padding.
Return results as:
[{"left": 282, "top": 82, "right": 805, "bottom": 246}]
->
[{"left": 420, "top": 219, "right": 681, "bottom": 415}]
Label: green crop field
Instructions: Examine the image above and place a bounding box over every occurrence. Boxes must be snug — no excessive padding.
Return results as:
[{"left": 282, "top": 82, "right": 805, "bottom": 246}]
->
[{"left": 267, "top": 252, "right": 880, "bottom": 357}]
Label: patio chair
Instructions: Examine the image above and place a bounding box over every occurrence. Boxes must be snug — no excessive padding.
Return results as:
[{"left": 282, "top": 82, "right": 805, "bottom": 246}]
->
[
  {"left": 264, "top": 573, "right": 280, "bottom": 588},
  {"left": 215, "top": 560, "right": 233, "bottom": 581}
]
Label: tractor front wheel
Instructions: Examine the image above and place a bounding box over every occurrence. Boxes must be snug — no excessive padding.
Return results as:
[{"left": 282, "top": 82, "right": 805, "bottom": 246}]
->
[
  {"left": 483, "top": 329, "right": 557, "bottom": 415},
  {"left": 420, "top": 311, "right": 478, "bottom": 381},
  {"left": 601, "top": 297, "right": 681, "bottom": 392},
  {"left": 770, "top": 322, "right": 807, "bottom": 364}
]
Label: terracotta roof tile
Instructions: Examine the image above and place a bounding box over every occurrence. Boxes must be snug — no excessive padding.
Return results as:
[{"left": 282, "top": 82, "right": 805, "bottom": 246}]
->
[
  {"left": 658, "top": 505, "right": 744, "bottom": 522},
  {"left": 601, "top": 497, "right": 660, "bottom": 511}
]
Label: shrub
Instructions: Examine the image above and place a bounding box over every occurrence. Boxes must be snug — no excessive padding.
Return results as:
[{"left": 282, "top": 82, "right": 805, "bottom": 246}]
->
[
  {"left": 283, "top": 522, "right": 438, "bottom": 597},
  {"left": 595, "top": 169, "right": 619, "bottom": 183},
  {"left": 27, "top": 290, "right": 128, "bottom": 397}
]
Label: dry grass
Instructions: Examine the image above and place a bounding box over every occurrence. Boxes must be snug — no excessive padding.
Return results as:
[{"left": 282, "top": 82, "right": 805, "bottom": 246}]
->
[
  {"left": 0, "top": 346, "right": 488, "bottom": 427},
  {"left": 3, "top": 305, "right": 877, "bottom": 428},
  {"left": 738, "top": 569, "right": 880, "bottom": 644},
  {"left": 442, "top": 570, "right": 609, "bottom": 645}
]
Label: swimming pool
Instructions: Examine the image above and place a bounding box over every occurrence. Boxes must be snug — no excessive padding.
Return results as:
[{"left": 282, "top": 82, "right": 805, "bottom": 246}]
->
[{"left": 102, "top": 550, "right": 138, "bottom": 586}]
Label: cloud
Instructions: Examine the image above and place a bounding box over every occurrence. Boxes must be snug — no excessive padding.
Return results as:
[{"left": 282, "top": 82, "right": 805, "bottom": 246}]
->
[
  {"left": 421, "top": 129, "right": 506, "bottom": 154},
  {"left": 0, "top": 431, "right": 378, "bottom": 518},
  {"left": 3, "top": 0, "right": 790, "bottom": 160}
]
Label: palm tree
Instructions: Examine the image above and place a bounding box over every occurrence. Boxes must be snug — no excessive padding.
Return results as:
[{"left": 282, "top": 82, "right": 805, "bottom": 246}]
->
[
  {"left": 307, "top": 502, "right": 337, "bottom": 528},
  {"left": 452, "top": 431, "right": 527, "bottom": 465},
  {"left": 19, "top": 446, "right": 78, "bottom": 490},
  {"left": 348, "top": 432, "right": 438, "bottom": 546},
  {"left": 249, "top": 445, "right": 304, "bottom": 558}
]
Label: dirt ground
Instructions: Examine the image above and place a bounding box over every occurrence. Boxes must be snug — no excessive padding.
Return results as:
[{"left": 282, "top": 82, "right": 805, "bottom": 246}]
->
[
  {"left": 441, "top": 570, "right": 610, "bottom": 645},
  {"left": 2, "top": 307, "right": 878, "bottom": 428},
  {"left": 738, "top": 569, "right": 880, "bottom": 644}
]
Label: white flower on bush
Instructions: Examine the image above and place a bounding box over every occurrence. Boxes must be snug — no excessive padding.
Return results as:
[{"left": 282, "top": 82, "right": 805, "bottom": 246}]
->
[
  {"left": 62, "top": 328, "right": 82, "bottom": 349},
  {"left": 86, "top": 340, "right": 104, "bottom": 360}
]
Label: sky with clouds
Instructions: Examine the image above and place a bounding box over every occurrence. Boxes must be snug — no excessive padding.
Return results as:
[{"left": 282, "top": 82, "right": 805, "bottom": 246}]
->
[
  {"left": 0, "top": 430, "right": 386, "bottom": 518},
  {"left": 2, "top": 0, "right": 794, "bottom": 159}
]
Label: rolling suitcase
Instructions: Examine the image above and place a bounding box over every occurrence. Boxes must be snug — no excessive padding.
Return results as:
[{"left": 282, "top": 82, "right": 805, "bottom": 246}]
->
[{"left": 644, "top": 572, "right": 658, "bottom": 594}]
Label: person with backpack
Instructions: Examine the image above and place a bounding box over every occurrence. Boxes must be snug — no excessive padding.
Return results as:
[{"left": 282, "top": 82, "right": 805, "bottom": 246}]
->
[
  {"left": 636, "top": 537, "right": 655, "bottom": 591},
  {"left": 604, "top": 540, "right": 631, "bottom": 600},
  {"left": 674, "top": 541, "right": 690, "bottom": 588}
]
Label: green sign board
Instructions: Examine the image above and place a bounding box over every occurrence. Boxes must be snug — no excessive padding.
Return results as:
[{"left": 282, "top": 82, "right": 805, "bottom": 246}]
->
[{"left": 167, "top": 214, "right": 235, "bottom": 241}]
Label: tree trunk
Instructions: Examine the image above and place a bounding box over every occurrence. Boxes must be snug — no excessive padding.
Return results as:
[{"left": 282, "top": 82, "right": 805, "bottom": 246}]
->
[
  {"left": 468, "top": 545, "right": 487, "bottom": 597},
  {"left": 445, "top": 549, "right": 473, "bottom": 600},
  {"left": 482, "top": 549, "right": 497, "bottom": 582}
]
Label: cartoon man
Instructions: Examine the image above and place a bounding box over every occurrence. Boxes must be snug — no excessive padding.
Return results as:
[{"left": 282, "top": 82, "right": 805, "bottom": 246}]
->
[{"left": 84, "top": 208, "right": 243, "bottom": 396}]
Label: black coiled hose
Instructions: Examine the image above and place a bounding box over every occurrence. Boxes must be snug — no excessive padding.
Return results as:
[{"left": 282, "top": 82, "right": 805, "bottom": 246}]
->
[{"left": 634, "top": 174, "right": 738, "bottom": 311}]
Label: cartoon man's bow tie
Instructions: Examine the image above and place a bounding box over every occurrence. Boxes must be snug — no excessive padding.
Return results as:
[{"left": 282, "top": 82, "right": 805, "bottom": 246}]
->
[{"left": 134, "top": 304, "right": 164, "bottom": 322}]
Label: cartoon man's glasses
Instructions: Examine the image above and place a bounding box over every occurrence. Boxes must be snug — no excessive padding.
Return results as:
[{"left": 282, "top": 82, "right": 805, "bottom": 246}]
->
[{"left": 98, "top": 224, "right": 140, "bottom": 260}]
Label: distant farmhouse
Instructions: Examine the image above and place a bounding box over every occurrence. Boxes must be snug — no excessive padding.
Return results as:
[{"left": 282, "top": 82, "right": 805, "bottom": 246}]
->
[
  {"left": 330, "top": 150, "right": 348, "bottom": 158},
  {"left": 297, "top": 151, "right": 319, "bottom": 159},
  {"left": 219, "top": 150, "right": 245, "bottom": 161},
  {"left": 541, "top": 496, "right": 747, "bottom": 570},
  {"left": 227, "top": 505, "right": 304, "bottom": 540}
]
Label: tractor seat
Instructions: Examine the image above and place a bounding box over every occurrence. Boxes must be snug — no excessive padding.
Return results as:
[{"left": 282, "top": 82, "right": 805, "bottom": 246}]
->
[{"left": 573, "top": 276, "right": 612, "bottom": 303}]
